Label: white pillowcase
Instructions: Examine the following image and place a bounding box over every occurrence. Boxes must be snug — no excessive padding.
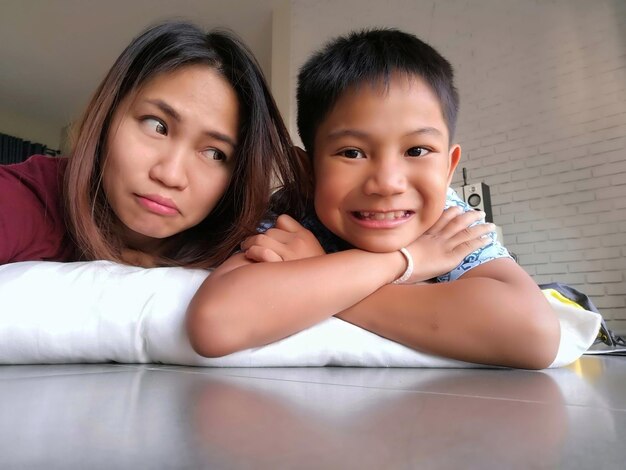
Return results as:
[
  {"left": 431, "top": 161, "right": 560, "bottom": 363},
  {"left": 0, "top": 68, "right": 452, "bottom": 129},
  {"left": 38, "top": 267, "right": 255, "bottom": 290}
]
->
[{"left": 0, "top": 261, "right": 600, "bottom": 368}]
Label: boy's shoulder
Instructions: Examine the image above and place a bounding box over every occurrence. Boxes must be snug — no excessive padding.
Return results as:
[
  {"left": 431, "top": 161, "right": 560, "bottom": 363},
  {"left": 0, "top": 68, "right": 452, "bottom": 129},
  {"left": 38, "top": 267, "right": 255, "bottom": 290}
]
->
[
  {"left": 439, "top": 187, "right": 512, "bottom": 282},
  {"left": 258, "top": 209, "right": 351, "bottom": 254},
  {"left": 445, "top": 187, "right": 469, "bottom": 210},
  {"left": 300, "top": 212, "right": 352, "bottom": 254}
]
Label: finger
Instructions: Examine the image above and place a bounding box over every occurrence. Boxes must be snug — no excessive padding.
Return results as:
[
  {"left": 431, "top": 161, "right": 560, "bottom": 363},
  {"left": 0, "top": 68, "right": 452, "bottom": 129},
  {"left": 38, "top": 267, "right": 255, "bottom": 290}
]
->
[
  {"left": 240, "top": 233, "right": 288, "bottom": 252},
  {"left": 448, "top": 222, "right": 495, "bottom": 246},
  {"left": 450, "top": 235, "right": 492, "bottom": 258},
  {"left": 437, "top": 209, "right": 486, "bottom": 239},
  {"left": 240, "top": 234, "right": 263, "bottom": 251},
  {"left": 424, "top": 206, "right": 464, "bottom": 234},
  {"left": 263, "top": 227, "right": 294, "bottom": 243},
  {"left": 275, "top": 214, "right": 305, "bottom": 233},
  {"left": 244, "top": 245, "right": 284, "bottom": 263}
]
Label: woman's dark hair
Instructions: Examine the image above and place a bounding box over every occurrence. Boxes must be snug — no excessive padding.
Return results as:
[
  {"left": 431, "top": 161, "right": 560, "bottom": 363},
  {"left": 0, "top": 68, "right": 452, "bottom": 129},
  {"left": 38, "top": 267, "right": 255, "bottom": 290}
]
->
[
  {"left": 66, "top": 21, "right": 304, "bottom": 268},
  {"left": 297, "top": 28, "right": 460, "bottom": 154}
]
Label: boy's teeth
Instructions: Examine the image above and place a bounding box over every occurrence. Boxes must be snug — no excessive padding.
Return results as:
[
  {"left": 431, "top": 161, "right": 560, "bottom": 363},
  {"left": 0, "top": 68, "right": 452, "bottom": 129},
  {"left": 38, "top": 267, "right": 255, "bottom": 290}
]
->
[{"left": 359, "top": 211, "right": 407, "bottom": 220}]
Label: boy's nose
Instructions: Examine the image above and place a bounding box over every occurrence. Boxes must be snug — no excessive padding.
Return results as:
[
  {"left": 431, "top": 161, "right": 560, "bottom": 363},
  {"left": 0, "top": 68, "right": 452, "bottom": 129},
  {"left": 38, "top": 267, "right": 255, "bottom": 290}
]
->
[
  {"left": 363, "top": 158, "right": 408, "bottom": 196},
  {"left": 148, "top": 146, "right": 189, "bottom": 190}
]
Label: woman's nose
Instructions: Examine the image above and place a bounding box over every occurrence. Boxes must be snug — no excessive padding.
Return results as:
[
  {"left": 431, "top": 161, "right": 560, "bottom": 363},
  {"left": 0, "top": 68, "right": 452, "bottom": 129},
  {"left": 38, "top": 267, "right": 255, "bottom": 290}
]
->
[{"left": 148, "top": 145, "right": 189, "bottom": 190}]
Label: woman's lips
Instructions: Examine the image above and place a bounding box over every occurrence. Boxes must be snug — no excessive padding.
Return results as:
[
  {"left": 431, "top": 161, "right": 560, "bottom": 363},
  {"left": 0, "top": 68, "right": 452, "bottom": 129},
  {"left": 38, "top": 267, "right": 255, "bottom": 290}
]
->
[{"left": 136, "top": 194, "right": 180, "bottom": 216}]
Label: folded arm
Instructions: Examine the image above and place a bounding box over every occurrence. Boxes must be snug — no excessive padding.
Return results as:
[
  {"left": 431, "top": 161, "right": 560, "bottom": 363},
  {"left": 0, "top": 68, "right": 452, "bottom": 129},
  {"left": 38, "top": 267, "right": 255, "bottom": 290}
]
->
[
  {"left": 186, "top": 209, "right": 493, "bottom": 359},
  {"left": 186, "top": 247, "right": 405, "bottom": 357},
  {"left": 336, "top": 258, "right": 560, "bottom": 369}
]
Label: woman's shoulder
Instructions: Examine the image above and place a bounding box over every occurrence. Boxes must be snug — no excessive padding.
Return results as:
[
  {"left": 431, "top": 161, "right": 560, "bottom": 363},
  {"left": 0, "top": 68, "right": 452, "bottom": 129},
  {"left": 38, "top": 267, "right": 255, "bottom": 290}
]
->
[
  {"left": 0, "top": 155, "right": 68, "bottom": 213},
  {"left": 1, "top": 154, "right": 68, "bottom": 182},
  {"left": 2, "top": 153, "right": 67, "bottom": 188},
  {"left": 0, "top": 155, "right": 74, "bottom": 263}
]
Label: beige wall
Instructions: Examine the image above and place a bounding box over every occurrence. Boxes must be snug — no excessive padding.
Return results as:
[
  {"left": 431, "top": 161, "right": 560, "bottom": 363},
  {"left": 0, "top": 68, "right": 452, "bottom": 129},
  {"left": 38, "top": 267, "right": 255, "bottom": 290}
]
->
[{"left": 0, "top": 108, "right": 62, "bottom": 150}]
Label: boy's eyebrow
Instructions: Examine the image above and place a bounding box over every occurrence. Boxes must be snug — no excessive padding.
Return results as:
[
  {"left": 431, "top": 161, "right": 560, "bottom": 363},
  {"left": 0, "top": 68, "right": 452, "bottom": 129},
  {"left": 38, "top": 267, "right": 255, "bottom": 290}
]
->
[
  {"left": 404, "top": 127, "right": 444, "bottom": 138},
  {"left": 144, "top": 98, "right": 237, "bottom": 148},
  {"left": 326, "top": 127, "right": 444, "bottom": 140}
]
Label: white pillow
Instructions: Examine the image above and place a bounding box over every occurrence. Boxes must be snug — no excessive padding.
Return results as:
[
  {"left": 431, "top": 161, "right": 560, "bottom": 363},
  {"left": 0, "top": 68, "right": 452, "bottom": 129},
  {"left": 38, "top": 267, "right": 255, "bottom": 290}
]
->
[{"left": 0, "top": 261, "right": 600, "bottom": 368}]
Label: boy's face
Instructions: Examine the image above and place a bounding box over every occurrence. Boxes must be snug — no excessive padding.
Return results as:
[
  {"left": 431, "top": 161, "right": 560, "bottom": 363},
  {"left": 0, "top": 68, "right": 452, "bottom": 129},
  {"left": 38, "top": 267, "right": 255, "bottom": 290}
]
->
[{"left": 312, "top": 74, "right": 460, "bottom": 253}]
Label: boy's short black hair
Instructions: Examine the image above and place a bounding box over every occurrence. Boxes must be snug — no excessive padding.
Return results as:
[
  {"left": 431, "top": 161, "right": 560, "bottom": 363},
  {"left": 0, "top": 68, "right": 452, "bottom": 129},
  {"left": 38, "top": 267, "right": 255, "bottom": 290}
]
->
[{"left": 297, "top": 28, "right": 459, "bottom": 153}]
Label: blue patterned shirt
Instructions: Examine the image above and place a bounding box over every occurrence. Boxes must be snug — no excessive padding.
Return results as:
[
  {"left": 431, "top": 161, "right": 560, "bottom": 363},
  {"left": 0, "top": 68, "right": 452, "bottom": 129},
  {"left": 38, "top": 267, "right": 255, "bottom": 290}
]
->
[{"left": 436, "top": 188, "right": 511, "bottom": 282}]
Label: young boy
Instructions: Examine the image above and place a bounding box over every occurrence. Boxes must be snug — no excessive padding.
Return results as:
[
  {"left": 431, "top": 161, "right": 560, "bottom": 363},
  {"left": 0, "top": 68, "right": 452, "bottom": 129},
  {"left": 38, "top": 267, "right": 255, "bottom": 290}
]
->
[{"left": 187, "top": 29, "right": 560, "bottom": 369}]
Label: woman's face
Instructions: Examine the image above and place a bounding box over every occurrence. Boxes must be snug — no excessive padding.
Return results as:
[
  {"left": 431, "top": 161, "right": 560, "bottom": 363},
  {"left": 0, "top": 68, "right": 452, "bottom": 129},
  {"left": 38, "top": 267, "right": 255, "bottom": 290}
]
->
[{"left": 102, "top": 64, "right": 239, "bottom": 252}]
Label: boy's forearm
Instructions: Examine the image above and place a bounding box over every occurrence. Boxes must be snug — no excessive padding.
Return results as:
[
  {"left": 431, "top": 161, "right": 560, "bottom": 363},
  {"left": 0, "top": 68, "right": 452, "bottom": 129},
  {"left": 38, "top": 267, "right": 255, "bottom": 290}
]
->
[
  {"left": 187, "top": 249, "right": 406, "bottom": 357},
  {"left": 336, "top": 260, "right": 560, "bottom": 369}
]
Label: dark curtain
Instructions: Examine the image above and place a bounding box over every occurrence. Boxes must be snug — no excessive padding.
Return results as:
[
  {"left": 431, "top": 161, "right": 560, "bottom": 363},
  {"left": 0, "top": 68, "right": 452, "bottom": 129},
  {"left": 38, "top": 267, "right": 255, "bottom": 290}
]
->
[{"left": 0, "top": 132, "right": 59, "bottom": 165}]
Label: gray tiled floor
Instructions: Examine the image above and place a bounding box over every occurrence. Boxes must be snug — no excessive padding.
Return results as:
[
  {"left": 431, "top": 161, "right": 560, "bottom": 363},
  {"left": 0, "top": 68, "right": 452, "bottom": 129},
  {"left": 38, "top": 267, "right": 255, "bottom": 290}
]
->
[{"left": 1, "top": 356, "right": 625, "bottom": 469}]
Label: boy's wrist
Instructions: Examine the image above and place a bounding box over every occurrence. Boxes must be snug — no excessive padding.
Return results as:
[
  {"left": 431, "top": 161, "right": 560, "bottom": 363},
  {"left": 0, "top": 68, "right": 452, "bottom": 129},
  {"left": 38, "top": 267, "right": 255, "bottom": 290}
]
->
[
  {"left": 348, "top": 249, "right": 411, "bottom": 285},
  {"left": 383, "top": 250, "right": 411, "bottom": 285},
  {"left": 392, "top": 248, "right": 413, "bottom": 284}
]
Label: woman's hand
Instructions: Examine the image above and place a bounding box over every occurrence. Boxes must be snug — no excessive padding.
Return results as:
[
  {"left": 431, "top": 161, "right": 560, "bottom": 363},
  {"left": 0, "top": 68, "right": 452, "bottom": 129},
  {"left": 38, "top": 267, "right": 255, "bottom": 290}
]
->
[
  {"left": 403, "top": 207, "right": 494, "bottom": 283},
  {"left": 241, "top": 214, "right": 325, "bottom": 263}
]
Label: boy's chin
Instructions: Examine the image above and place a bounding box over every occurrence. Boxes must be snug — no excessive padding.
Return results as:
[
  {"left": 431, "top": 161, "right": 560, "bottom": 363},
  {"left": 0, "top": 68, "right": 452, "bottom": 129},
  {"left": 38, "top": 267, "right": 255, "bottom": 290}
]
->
[{"left": 349, "top": 237, "right": 412, "bottom": 254}]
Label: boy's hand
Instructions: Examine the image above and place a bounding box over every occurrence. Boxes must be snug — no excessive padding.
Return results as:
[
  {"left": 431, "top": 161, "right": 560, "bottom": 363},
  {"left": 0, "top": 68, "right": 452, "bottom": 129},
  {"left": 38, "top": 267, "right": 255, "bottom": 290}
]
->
[
  {"left": 242, "top": 214, "right": 325, "bottom": 263},
  {"left": 404, "top": 207, "right": 494, "bottom": 283}
]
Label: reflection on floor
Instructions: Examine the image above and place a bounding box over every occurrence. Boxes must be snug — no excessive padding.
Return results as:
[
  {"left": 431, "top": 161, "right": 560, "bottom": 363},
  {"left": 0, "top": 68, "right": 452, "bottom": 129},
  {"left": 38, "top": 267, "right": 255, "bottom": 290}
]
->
[{"left": 1, "top": 356, "right": 625, "bottom": 469}]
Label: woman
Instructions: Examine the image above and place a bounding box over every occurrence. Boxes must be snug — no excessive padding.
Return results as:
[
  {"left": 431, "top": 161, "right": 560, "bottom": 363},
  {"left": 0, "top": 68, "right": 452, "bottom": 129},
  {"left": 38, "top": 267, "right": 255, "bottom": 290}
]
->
[{"left": 0, "top": 21, "right": 302, "bottom": 268}]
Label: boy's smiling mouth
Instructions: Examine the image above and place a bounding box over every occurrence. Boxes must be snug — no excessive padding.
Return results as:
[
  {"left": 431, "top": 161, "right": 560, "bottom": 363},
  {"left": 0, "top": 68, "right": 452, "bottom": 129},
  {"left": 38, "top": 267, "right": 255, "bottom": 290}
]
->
[
  {"left": 350, "top": 210, "right": 414, "bottom": 229},
  {"left": 353, "top": 210, "right": 413, "bottom": 221}
]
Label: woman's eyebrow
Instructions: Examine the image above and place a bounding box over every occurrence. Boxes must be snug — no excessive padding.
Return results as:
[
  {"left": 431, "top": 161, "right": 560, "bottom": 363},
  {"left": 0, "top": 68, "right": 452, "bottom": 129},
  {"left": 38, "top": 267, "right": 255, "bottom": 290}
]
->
[
  {"left": 145, "top": 99, "right": 181, "bottom": 121},
  {"left": 204, "top": 130, "right": 237, "bottom": 149},
  {"left": 144, "top": 98, "right": 236, "bottom": 148}
]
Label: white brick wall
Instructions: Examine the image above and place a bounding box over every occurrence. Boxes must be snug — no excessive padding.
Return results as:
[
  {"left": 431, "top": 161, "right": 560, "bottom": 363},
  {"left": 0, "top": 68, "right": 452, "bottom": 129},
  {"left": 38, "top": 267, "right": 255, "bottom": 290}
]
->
[
  {"left": 289, "top": 0, "right": 626, "bottom": 332},
  {"left": 446, "top": 0, "right": 626, "bottom": 332}
]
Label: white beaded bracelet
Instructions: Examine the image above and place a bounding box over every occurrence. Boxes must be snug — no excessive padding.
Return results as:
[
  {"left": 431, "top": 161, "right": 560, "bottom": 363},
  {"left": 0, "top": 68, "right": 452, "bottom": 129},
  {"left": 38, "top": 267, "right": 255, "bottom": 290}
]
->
[{"left": 392, "top": 247, "right": 413, "bottom": 284}]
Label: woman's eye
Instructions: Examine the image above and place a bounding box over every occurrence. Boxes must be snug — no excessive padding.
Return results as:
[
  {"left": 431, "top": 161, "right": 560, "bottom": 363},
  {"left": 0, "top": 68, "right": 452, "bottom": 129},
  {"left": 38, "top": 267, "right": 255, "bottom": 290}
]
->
[
  {"left": 202, "top": 148, "right": 227, "bottom": 161},
  {"left": 142, "top": 117, "right": 167, "bottom": 136},
  {"left": 341, "top": 149, "right": 364, "bottom": 159},
  {"left": 407, "top": 147, "right": 430, "bottom": 157}
]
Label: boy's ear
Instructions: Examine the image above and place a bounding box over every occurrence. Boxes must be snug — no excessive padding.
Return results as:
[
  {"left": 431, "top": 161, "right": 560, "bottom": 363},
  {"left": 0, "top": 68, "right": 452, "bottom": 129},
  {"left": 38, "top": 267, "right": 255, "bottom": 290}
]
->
[
  {"left": 446, "top": 144, "right": 461, "bottom": 186},
  {"left": 294, "top": 146, "right": 314, "bottom": 182},
  {"left": 294, "top": 146, "right": 310, "bottom": 168},
  {"left": 294, "top": 146, "right": 316, "bottom": 202}
]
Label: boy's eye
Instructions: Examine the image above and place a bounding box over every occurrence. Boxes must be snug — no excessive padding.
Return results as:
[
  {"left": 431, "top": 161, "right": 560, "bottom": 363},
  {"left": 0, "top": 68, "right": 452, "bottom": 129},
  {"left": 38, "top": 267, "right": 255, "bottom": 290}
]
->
[
  {"left": 202, "top": 148, "right": 227, "bottom": 162},
  {"left": 407, "top": 147, "right": 430, "bottom": 157},
  {"left": 142, "top": 117, "right": 167, "bottom": 136},
  {"left": 340, "top": 149, "right": 364, "bottom": 159}
]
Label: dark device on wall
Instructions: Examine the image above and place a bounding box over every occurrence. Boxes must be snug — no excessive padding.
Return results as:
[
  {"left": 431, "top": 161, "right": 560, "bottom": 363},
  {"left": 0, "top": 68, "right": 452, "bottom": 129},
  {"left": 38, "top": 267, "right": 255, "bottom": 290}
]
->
[{"left": 461, "top": 168, "right": 493, "bottom": 223}]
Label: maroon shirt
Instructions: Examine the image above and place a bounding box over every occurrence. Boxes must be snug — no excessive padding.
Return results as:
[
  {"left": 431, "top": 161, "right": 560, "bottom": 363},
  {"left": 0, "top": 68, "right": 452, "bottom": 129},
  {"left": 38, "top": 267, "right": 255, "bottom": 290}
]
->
[{"left": 0, "top": 155, "right": 75, "bottom": 263}]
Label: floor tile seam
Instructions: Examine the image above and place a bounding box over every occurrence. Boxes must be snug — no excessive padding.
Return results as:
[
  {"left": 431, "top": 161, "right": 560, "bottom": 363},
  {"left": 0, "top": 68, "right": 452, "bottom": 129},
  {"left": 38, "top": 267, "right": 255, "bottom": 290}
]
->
[
  {"left": 562, "top": 402, "right": 626, "bottom": 413},
  {"left": 135, "top": 367, "right": 595, "bottom": 406},
  {"left": 0, "top": 365, "right": 142, "bottom": 380}
]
